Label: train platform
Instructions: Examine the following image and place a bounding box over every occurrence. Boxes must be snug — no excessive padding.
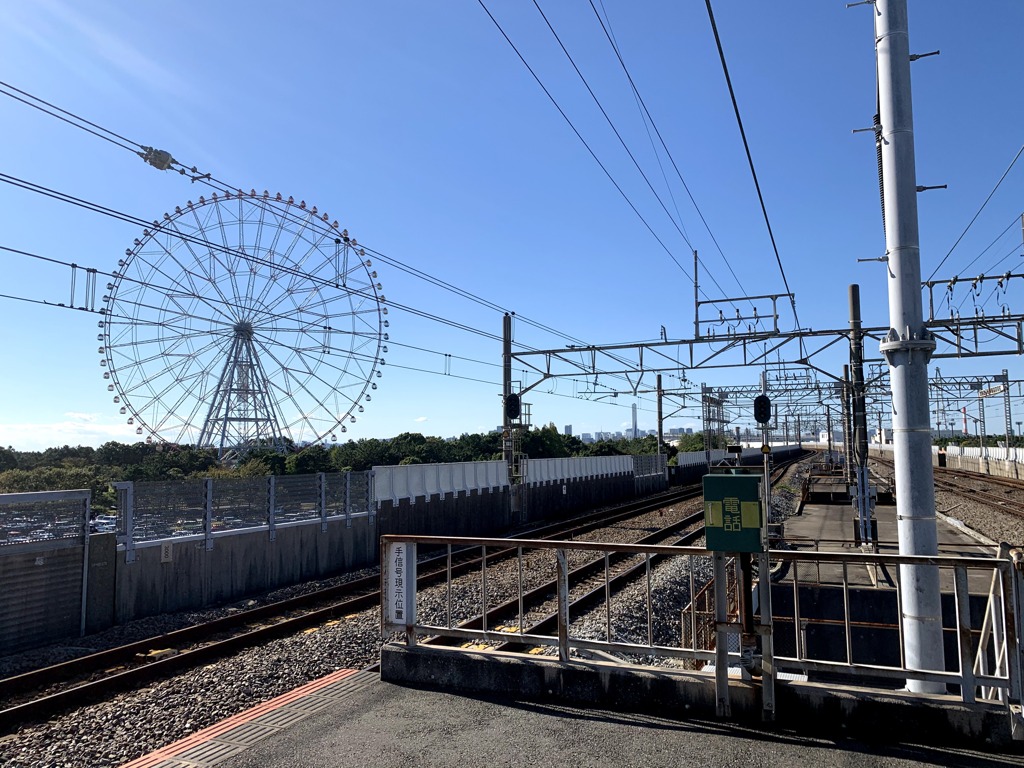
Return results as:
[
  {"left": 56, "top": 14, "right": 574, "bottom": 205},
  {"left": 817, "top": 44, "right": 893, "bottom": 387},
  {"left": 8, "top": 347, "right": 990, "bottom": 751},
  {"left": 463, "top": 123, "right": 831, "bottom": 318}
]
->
[
  {"left": 785, "top": 499, "right": 997, "bottom": 557},
  {"left": 120, "top": 495, "right": 1021, "bottom": 767},
  {"left": 121, "top": 664, "right": 1020, "bottom": 768}
]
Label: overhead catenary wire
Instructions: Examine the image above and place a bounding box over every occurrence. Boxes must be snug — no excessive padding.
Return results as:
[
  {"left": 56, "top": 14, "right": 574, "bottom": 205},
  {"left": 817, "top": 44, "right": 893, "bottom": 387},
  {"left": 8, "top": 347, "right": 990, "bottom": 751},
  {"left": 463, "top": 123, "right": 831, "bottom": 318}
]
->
[
  {"left": 530, "top": 0, "right": 744, "bottom": 311},
  {"left": 703, "top": 1, "right": 801, "bottom": 335},
  {"left": 589, "top": 0, "right": 749, "bottom": 301},
  {"left": 475, "top": 0, "right": 697, "bottom": 284},
  {"left": 926, "top": 142, "right": 1024, "bottom": 282},
  {"left": 529, "top": 0, "right": 696, "bottom": 255}
]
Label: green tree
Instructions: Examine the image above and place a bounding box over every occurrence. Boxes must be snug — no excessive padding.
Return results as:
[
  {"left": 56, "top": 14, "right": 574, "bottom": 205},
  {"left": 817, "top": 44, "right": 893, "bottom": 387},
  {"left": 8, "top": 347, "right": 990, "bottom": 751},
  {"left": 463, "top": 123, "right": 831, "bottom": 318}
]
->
[
  {"left": 520, "top": 423, "right": 571, "bottom": 459},
  {"left": 451, "top": 432, "right": 503, "bottom": 462},
  {"left": 285, "top": 444, "right": 333, "bottom": 475},
  {"left": 0, "top": 466, "right": 117, "bottom": 513},
  {"left": 0, "top": 447, "right": 17, "bottom": 471},
  {"left": 329, "top": 438, "right": 393, "bottom": 472}
]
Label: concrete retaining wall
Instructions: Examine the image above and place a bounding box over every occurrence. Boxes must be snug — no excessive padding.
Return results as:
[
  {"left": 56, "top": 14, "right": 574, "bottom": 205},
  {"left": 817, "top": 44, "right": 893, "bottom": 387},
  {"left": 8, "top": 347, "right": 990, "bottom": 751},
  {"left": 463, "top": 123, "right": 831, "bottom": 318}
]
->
[
  {"left": 936, "top": 451, "right": 1024, "bottom": 479},
  {"left": 376, "top": 488, "right": 510, "bottom": 538},
  {"left": 380, "top": 643, "right": 1015, "bottom": 749},
  {"left": 523, "top": 474, "right": 635, "bottom": 524}
]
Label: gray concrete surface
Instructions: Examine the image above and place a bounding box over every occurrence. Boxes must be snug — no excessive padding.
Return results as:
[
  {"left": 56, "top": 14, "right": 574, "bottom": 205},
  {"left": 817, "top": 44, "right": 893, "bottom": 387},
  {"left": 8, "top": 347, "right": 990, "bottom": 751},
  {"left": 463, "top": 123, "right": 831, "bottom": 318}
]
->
[{"left": 216, "top": 674, "right": 1020, "bottom": 768}]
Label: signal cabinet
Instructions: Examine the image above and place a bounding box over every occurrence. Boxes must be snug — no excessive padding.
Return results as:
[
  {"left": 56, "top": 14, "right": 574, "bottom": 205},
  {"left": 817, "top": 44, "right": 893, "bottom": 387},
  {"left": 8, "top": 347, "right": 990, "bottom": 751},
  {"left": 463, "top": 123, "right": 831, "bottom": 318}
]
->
[{"left": 702, "top": 472, "right": 763, "bottom": 553}]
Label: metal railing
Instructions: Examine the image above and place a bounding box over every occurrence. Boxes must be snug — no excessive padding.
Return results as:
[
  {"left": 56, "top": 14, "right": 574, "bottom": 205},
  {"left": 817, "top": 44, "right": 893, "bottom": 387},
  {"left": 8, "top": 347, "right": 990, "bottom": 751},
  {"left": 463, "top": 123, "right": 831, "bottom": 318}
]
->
[
  {"left": 381, "top": 535, "right": 1024, "bottom": 730},
  {"left": 113, "top": 471, "right": 374, "bottom": 560}
]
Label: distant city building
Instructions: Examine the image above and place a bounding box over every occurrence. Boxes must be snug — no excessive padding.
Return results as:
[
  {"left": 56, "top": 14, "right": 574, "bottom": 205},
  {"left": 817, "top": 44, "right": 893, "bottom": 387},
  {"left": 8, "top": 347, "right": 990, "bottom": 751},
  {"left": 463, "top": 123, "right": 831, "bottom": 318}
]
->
[
  {"left": 581, "top": 433, "right": 594, "bottom": 443},
  {"left": 564, "top": 425, "right": 572, "bottom": 436}
]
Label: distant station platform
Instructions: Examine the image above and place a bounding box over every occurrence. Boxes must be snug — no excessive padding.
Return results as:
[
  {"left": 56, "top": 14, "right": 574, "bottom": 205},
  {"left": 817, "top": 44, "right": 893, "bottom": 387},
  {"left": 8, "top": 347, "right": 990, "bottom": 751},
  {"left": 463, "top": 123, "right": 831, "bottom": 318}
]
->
[{"left": 786, "top": 498, "right": 995, "bottom": 558}]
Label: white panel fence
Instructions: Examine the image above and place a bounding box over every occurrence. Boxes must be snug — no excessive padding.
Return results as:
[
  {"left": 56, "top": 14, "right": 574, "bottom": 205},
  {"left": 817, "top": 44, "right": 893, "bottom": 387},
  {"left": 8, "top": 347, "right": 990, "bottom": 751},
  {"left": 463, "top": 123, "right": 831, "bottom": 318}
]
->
[
  {"left": 522, "top": 455, "right": 634, "bottom": 484},
  {"left": 373, "top": 461, "right": 508, "bottom": 505}
]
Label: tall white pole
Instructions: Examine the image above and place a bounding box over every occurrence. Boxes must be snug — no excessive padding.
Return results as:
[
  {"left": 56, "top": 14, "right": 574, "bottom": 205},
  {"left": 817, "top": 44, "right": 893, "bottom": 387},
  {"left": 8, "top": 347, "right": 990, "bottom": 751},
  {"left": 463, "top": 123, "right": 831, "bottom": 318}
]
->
[{"left": 874, "top": 0, "right": 944, "bottom": 692}]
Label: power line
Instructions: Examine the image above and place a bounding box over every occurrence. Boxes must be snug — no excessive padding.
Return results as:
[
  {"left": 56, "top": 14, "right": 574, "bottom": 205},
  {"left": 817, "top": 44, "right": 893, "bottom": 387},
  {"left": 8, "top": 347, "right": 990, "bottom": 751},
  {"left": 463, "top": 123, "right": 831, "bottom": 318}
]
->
[
  {"left": 926, "top": 142, "right": 1024, "bottom": 282},
  {"left": 589, "top": 0, "right": 749, "bottom": 300},
  {"left": 0, "top": 79, "right": 141, "bottom": 153},
  {"left": 475, "top": 0, "right": 694, "bottom": 281},
  {"left": 530, "top": 0, "right": 695, "bottom": 253},
  {"left": 0, "top": 80, "right": 609, "bottom": 353},
  {"left": 704, "top": 1, "right": 801, "bottom": 333},
  {"left": 0, "top": 177, "right": 500, "bottom": 343},
  {"left": 0, "top": 81, "right": 694, "bottom": 396},
  {"left": 954, "top": 213, "right": 1024, "bottom": 279}
]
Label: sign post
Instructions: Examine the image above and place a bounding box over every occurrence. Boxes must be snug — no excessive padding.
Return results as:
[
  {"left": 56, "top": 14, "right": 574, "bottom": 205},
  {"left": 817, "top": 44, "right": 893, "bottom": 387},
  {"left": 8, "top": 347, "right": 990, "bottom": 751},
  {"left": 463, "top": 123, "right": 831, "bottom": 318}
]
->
[{"left": 384, "top": 539, "right": 417, "bottom": 646}]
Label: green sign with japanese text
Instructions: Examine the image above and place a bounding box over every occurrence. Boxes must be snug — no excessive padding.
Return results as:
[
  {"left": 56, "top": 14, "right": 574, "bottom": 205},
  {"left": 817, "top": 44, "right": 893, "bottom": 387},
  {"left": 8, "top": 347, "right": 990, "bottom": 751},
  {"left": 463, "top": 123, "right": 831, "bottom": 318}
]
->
[{"left": 703, "top": 472, "right": 763, "bottom": 553}]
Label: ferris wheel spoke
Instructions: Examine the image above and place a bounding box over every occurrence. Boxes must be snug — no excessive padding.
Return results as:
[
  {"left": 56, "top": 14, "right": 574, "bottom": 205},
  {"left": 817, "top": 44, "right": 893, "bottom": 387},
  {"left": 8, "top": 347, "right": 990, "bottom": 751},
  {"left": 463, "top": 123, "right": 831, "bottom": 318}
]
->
[
  {"left": 148, "top": 217, "right": 233, "bottom": 303},
  {"left": 113, "top": 341, "right": 227, "bottom": 405},
  {"left": 182, "top": 204, "right": 250, "bottom": 307},
  {"left": 213, "top": 198, "right": 249, "bottom": 308},
  {"left": 255, "top": 340, "right": 359, "bottom": 427},
  {"left": 139, "top": 226, "right": 238, "bottom": 320},
  {"left": 116, "top": 331, "right": 229, "bottom": 374},
  {"left": 281, "top": 216, "right": 335, "bottom": 298}
]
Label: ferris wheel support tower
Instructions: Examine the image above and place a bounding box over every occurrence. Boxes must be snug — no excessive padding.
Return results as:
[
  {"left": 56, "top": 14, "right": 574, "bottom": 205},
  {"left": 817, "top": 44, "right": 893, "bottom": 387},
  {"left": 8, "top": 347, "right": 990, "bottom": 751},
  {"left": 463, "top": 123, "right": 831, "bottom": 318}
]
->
[{"left": 198, "top": 319, "right": 288, "bottom": 459}]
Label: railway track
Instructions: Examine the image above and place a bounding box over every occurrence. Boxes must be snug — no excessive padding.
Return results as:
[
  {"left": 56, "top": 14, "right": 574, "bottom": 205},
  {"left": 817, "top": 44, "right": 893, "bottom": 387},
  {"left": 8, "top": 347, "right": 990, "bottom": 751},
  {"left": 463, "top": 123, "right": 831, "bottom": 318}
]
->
[
  {"left": 0, "top": 487, "right": 701, "bottom": 729},
  {"left": 931, "top": 466, "right": 1024, "bottom": 522},
  {"left": 872, "top": 455, "right": 1024, "bottom": 522},
  {"left": 1, "top": 453, "right": 808, "bottom": 732},
  {"left": 419, "top": 454, "right": 802, "bottom": 657}
]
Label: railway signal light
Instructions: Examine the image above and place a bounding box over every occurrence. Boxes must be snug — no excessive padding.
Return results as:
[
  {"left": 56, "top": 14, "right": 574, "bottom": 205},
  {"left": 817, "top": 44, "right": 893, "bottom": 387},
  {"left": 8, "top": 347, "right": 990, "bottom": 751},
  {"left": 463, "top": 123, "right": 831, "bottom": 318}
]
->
[
  {"left": 504, "top": 392, "right": 521, "bottom": 421},
  {"left": 753, "top": 394, "right": 772, "bottom": 425}
]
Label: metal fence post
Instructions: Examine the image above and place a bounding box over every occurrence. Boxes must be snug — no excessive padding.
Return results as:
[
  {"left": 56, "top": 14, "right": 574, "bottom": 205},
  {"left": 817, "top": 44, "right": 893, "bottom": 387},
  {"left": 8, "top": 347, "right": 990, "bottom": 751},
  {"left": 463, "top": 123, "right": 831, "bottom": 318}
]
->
[
  {"left": 345, "top": 471, "right": 352, "bottom": 529},
  {"left": 318, "top": 472, "right": 328, "bottom": 533},
  {"left": 115, "top": 481, "right": 135, "bottom": 564},
  {"left": 713, "top": 550, "right": 731, "bottom": 717},
  {"left": 368, "top": 470, "right": 376, "bottom": 527},
  {"left": 556, "top": 548, "right": 570, "bottom": 662},
  {"left": 1000, "top": 545, "right": 1023, "bottom": 715},
  {"left": 204, "top": 478, "right": 214, "bottom": 551},
  {"left": 267, "top": 475, "right": 277, "bottom": 542},
  {"left": 953, "top": 566, "right": 976, "bottom": 703},
  {"left": 758, "top": 550, "right": 775, "bottom": 721},
  {"left": 79, "top": 492, "right": 91, "bottom": 637}
]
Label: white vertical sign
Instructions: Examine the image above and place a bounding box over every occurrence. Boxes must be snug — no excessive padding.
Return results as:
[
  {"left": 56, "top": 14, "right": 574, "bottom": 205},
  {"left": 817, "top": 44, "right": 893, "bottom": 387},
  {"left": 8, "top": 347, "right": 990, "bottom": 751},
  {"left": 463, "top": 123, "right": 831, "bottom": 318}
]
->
[{"left": 386, "top": 541, "right": 416, "bottom": 626}]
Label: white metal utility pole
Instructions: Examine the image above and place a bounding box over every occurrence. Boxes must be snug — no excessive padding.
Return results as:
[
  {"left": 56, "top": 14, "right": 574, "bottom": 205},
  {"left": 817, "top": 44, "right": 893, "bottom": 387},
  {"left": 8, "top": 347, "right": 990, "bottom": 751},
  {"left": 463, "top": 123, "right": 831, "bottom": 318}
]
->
[{"left": 873, "top": 0, "right": 944, "bottom": 692}]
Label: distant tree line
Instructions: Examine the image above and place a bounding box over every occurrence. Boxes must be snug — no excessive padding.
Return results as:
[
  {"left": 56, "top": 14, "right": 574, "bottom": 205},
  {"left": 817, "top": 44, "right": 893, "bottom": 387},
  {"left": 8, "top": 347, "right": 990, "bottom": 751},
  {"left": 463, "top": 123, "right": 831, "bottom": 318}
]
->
[{"left": 0, "top": 426, "right": 710, "bottom": 509}]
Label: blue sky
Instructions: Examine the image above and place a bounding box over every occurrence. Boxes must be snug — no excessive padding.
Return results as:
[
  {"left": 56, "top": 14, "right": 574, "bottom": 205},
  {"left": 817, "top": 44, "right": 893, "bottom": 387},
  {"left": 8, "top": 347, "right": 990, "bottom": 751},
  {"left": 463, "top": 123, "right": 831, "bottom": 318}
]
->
[{"left": 1, "top": 1, "right": 1023, "bottom": 451}]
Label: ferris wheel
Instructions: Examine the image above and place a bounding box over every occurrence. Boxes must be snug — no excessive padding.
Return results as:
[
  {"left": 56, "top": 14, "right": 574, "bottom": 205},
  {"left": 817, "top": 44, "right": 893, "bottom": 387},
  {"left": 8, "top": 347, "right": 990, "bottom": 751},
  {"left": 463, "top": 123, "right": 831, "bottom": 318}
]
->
[{"left": 99, "top": 189, "right": 387, "bottom": 457}]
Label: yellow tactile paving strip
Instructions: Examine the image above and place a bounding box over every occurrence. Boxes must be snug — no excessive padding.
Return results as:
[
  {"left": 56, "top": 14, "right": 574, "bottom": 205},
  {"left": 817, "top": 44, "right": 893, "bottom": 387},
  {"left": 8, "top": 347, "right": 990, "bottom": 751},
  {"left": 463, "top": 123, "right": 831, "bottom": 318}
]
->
[{"left": 120, "top": 668, "right": 367, "bottom": 767}]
